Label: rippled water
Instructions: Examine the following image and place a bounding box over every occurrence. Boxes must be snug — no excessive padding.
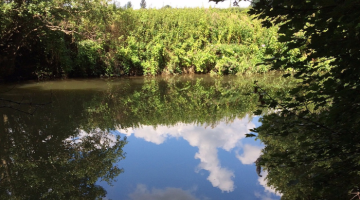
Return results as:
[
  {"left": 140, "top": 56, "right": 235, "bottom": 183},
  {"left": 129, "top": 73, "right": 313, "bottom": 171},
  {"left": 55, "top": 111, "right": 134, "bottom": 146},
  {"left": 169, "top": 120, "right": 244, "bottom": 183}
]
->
[{"left": 0, "top": 74, "right": 289, "bottom": 199}]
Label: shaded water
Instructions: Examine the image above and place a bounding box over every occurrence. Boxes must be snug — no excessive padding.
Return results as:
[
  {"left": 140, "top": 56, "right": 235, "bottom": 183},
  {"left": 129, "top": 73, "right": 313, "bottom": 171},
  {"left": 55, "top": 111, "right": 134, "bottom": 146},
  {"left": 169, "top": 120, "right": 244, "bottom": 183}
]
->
[{"left": 0, "top": 74, "right": 291, "bottom": 199}]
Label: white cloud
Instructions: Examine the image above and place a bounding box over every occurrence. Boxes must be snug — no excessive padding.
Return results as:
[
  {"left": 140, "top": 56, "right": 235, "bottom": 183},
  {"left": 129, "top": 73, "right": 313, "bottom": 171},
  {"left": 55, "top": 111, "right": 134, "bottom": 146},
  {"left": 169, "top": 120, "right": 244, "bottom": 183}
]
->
[
  {"left": 117, "top": 116, "right": 256, "bottom": 192},
  {"left": 236, "top": 144, "right": 262, "bottom": 164},
  {"left": 120, "top": 126, "right": 172, "bottom": 144},
  {"left": 128, "top": 184, "right": 200, "bottom": 200},
  {"left": 258, "top": 171, "right": 281, "bottom": 196},
  {"left": 254, "top": 191, "right": 278, "bottom": 200},
  {"left": 118, "top": 117, "right": 283, "bottom": 197}
]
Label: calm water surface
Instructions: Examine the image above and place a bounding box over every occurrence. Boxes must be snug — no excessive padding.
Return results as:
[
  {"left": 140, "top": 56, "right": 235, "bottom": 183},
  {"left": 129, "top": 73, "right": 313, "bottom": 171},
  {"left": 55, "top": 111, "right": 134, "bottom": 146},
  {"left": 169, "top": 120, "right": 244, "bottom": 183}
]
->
[{"left": 0, "top": 74, "right": 288, "bottom": 199}]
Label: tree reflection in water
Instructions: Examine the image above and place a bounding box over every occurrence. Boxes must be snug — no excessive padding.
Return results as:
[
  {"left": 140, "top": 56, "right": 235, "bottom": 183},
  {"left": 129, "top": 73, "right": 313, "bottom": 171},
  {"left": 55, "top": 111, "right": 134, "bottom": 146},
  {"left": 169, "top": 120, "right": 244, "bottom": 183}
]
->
[
  {"left": 0, "top": 74, "right": 294, "bottom": 199},
  {"left": 0, "top": 89, "right": 127, "bottom": 199}
]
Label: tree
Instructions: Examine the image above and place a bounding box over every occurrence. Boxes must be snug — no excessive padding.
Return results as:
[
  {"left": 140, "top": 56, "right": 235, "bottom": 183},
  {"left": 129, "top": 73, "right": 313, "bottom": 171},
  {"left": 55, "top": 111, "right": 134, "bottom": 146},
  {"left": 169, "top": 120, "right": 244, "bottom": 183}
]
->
[
  {"left": 250, "top": 0, "right": 259, "bottom": 7},
  {"left": 253, "top": 111, "right": 360, "bottom": 199},
  {"left": 210, "top": 0, "right": 360, "bottom": 199},
  {"left": 0, "top": 0, "right": 114, "bottom": 79},
  {"left": 140, "top": 0, "right": 146, "bottom": 9},
  {"left": 252, "top": 0, "right": 360, "bottom": 199},
  {"left": 124, "top": 1, "right": 132, "bottom": 9},
  {"left": 162, "top": 5, "right": 171, "bottom": 9}
]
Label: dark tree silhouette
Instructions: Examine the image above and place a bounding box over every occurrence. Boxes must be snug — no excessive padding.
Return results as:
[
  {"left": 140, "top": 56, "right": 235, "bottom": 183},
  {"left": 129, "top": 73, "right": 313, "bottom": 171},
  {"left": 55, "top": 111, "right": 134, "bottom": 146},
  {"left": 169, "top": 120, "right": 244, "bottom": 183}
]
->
[{"left": 140, "top": 0, "right": 146, "bottom": 9}]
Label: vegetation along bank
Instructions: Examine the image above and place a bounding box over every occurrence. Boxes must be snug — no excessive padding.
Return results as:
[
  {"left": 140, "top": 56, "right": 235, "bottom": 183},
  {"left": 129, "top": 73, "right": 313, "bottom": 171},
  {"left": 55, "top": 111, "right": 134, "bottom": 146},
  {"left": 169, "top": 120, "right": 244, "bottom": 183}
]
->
[{"left": 1, "top": 3, "right": 285, "bottom": 80}]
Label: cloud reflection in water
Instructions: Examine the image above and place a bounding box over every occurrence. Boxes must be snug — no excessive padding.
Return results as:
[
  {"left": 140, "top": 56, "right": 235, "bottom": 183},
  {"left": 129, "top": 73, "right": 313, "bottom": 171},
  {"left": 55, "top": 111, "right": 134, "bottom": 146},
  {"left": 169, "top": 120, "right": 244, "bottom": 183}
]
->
[
  {"left": 128, "top": 184, "right": 200, "bottom": 200},
  {"left": 117, "top": 116, "right": 277, "bottom": 196}
]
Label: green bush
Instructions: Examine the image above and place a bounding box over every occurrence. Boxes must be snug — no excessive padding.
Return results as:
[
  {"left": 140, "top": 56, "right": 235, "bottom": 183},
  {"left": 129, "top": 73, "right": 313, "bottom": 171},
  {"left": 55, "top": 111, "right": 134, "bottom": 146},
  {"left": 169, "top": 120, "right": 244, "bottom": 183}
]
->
[
  {"left": 74, "top": 40, "right": 104, "bottom": 76},
  {"left": 109, "top": 8, "right": 281, "bottom": 76},
  {"left": 0, "top": 2, "right": 283, "bottom": 79}
]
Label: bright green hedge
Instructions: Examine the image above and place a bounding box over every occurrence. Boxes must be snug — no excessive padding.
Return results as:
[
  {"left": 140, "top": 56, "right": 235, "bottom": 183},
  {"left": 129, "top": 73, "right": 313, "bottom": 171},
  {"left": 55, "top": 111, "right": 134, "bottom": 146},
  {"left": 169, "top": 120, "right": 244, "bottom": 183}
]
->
[{"left": 108, "top": 8, "right": 282, "bottom": 76}]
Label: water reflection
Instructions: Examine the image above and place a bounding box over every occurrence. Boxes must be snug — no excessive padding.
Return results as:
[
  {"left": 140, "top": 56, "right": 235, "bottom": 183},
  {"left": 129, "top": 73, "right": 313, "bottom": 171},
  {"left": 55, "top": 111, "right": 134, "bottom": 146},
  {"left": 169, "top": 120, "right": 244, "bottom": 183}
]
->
[
  {"left": 0, "top": 85, "right": 127, "bottom": 199},
  {"left": 129, "top": 184, "right": 199, "bottom": 200},
  {"left": 0, "top": 74, "right": 292, "bottom": 199},
  {"left": 258, "top": 171, "right": 279, "bottom": 195},
  {"left": 0, "top": 116, "right": 127, "bottom": 199},
  {"left": 236, "top": 144, "right": 263, "bottom": 165},
  {"left": 118, "top": 117, "right": 255, "bottom": 192},
  {"left": 116, "top": 116, "right": 281, "bottom": 199}
]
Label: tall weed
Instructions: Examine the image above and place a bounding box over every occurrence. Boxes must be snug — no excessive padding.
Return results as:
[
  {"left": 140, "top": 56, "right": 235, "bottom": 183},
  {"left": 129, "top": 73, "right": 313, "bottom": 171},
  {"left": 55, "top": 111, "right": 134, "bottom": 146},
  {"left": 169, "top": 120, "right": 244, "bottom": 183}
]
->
[{"left": 109, "top": 8, "right": 281, "bottom": 76}]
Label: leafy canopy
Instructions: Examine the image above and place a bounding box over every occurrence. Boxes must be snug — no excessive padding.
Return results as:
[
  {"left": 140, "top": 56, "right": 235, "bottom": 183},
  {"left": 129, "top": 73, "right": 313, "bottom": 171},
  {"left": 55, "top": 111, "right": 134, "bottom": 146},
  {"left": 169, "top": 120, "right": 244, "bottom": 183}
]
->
[{"left": 210, "top": 0, "right": 360, "bottom": 199}]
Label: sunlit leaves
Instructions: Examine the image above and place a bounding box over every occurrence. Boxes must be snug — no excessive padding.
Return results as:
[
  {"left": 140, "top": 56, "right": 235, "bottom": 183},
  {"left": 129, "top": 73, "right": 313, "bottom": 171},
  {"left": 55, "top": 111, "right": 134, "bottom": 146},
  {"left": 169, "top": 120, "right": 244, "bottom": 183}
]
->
[
  {"left": 235, "top": 0, "right": 360, "bottom": 199},
  {"left": 109, "top": 8, "right": 281, "bottom": 76}
]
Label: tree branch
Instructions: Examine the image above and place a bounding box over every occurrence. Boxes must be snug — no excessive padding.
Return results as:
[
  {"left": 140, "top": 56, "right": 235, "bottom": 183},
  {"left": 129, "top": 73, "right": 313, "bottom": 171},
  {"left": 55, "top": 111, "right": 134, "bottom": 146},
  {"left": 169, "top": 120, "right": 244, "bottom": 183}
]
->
[{"left": 0, "top": 91, "right": 53, "bottom": 115}]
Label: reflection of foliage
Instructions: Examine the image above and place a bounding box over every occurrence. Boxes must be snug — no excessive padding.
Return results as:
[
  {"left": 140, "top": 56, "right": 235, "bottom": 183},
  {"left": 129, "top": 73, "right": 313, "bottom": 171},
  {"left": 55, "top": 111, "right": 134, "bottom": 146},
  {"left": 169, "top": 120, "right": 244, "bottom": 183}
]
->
[
  {"left": 83, "top": 74, "right": 295, "bottom": 129},
  {"left": 0, "top": 75, "right": 295, "bottom": 198},
  {"left": 0, "top": 91, "right": 127, "bottom": 199},
  {"left": 253, "top": 111, "right": 360, "bottom": 200},
  {"left": 250, "top": 73, "right": 360, "bottom": 199}
]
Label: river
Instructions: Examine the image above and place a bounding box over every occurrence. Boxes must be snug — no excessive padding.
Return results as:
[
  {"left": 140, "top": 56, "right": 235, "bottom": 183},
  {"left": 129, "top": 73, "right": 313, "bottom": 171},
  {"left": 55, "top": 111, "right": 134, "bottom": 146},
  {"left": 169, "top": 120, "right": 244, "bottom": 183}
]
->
[{"left": 0, "top": 74, "right": 291, "bottom": 199}]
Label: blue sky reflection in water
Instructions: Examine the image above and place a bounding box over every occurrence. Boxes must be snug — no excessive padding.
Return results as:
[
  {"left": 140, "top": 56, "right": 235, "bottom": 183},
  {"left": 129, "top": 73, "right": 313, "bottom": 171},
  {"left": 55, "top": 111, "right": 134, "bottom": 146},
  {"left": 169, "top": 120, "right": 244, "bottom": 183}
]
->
[
  {"left": 0, "top": 74, "right": 295, "bottom": 199},
  {"left": 99, "top": 116, "right": 281, "bottom": 200}
]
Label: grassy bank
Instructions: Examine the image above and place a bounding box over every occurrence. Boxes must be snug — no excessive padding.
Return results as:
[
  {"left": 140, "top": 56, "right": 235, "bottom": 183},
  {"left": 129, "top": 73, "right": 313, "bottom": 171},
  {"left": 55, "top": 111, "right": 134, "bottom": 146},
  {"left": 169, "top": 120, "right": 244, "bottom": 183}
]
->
[{"left": 0, "top": 3, "right": 283, "bottom": 79}]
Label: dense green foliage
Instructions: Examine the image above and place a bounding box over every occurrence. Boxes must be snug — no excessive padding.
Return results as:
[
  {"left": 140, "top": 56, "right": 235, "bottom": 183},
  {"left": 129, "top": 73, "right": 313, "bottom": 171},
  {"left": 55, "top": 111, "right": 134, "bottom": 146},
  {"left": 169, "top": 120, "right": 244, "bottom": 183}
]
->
[
  {"left": 0, "top": 0, "right": 118, "bottom": 79},
  {"left": 207, "top": 0, "right": 360, "bottom": 199},
  {"left": 0, "top": 0, "right": 282, "bottom": 79},
  {"left": 254, "top": 111, "right": 360, "bottom": 200},
  {"left": 111, "top": 8, "right": 280, "bottom": 76}
]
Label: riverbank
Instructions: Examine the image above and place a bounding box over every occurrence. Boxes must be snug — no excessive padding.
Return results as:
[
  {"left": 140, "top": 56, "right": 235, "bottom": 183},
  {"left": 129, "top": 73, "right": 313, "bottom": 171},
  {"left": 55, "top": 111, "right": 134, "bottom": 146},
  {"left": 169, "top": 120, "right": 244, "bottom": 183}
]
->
[{"left": 1, "top": 6, "right": 284, "bottom": 80}]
